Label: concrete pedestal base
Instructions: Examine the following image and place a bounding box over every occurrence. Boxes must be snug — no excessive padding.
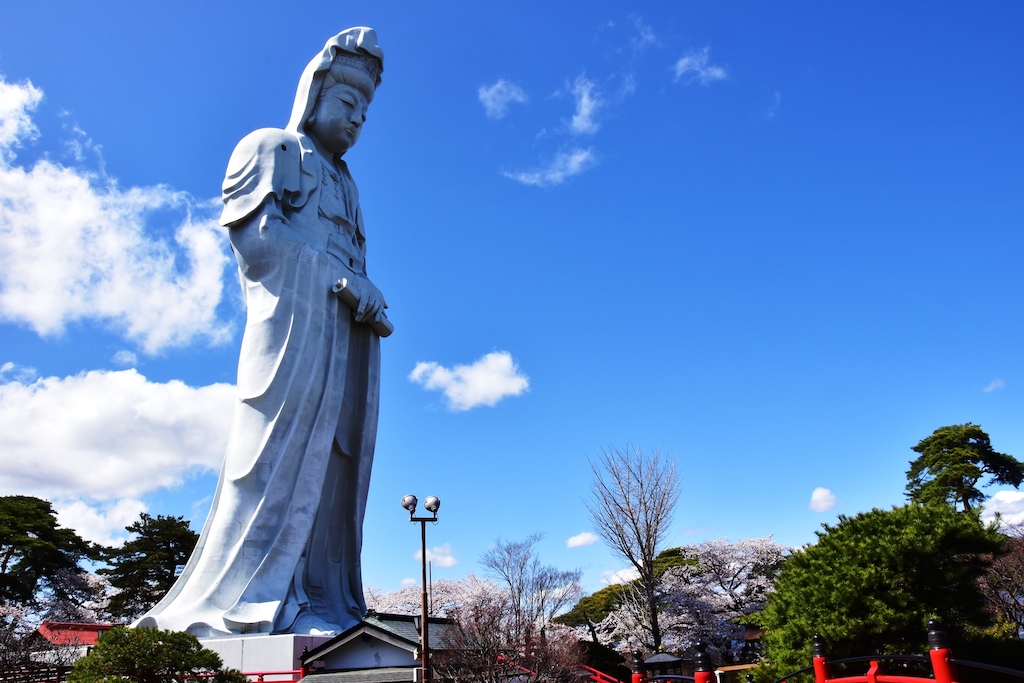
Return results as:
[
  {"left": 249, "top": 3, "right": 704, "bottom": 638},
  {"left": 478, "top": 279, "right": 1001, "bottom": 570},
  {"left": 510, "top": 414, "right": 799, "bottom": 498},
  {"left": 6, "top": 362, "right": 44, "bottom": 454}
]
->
[{"left": 200, "top": 634, "right": 331, "bottom": 676}]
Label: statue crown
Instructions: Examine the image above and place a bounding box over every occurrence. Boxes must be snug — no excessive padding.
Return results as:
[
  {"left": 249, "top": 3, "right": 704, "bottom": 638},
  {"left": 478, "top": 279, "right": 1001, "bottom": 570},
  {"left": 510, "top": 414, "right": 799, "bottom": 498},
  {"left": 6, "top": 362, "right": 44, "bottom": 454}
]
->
[{"left": 332, "top": 51, "right": 382, "bottom": 86}]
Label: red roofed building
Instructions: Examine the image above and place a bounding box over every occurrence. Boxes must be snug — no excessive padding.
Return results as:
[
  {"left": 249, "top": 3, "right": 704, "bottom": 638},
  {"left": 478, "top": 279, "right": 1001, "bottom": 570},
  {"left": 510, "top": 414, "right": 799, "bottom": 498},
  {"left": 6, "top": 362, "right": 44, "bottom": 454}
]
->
[{"left": 36, "top": 621, "right": 113, "bottom": 647}]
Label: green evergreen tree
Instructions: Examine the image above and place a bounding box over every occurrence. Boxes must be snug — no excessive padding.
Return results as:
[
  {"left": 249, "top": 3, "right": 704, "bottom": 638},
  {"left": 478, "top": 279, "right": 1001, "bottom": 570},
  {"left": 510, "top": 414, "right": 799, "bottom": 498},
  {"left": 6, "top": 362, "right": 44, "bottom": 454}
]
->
[
  {"left": 755, "top": 504, "right": 1004, "bottom": 681},
  {"left": 99, "top": 514, "right": 198, "bottom": 621},
  {"left": 906, "top": 423, "right": 1023, "bottom": 512},
  {"left": 0, "top": 496, "right": 92, "bottom": 606},
  {"left": 68, "top": 626, "right": 246, "bottom": 683},
  {"left": 553, "top": 584, "right": 629, "bottom": 629}
]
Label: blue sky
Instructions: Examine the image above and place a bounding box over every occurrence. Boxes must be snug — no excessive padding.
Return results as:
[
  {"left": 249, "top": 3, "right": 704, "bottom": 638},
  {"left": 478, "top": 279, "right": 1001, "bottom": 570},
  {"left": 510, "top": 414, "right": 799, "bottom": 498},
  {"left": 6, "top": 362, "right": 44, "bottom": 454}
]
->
[{"left": 0, "top": 2, "right": 1022, "bottom": 594}]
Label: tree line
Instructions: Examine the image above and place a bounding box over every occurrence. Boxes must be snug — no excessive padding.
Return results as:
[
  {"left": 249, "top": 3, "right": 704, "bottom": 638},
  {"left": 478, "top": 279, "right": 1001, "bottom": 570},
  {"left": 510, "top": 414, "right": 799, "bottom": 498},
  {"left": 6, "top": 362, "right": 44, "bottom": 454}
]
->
[
  {"left": 562, "top": 425, "right": 1024, "bottom": 679},
  {"left": 0, "top": 500, "right": 198, "bottom": 667},
  {"left": 364, "top": 425, "right": 1024, "bottom": 679},
  {"left": 4, "top": 422, "right": 1024, "bottom": 681}
]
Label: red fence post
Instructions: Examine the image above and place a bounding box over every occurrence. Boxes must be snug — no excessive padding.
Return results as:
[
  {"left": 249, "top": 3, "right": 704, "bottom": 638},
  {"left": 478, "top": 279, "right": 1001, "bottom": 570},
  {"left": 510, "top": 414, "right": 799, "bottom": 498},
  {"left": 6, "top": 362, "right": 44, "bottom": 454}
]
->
[
  {"left": 630, "top": 649, "right": 646, "bottom": 683},
  {"left": 693, "top": 642, "right": 715, "bottom": 683},
  {"left": 811, "top": 634, "right": 829, "bottom": 683},
  {"left": 926, "top": 620, "right": 959, "bottom": 683}
]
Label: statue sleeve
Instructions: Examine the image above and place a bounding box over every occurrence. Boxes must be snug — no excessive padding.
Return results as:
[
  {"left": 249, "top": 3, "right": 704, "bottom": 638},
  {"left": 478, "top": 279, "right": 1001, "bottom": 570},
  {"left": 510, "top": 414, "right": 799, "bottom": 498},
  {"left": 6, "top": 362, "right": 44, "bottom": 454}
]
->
[{"left": 220, "top": 128, "right": 306, "bottom": 228}]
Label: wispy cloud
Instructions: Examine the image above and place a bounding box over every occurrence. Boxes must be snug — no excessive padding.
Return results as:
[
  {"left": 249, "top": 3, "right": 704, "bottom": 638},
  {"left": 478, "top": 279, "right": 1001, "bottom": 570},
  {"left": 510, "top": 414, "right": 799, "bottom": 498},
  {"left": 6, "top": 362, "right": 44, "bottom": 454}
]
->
[
  {"left": 765, "top": 90, "right": 782, "bottom": 120},
  {"left": 409, "top": 350, "right": 529, "bottom": 411},
  {"left": 617, "top": 73, "right": 638, "bottom": 99},
  {"left": 673, "top": 47, "right": 727, "bottom": 85},
  {"left": 503, "top": 148, "right": 597, "bottom": 188},
  {"left": 809, "top": 487, "right": 837, "bottom": 512},
  {"left": 600, "top": 567, "right": 640, "bottom": 585},
  {"left": 568, "top": 75, "right": 603, "bottom": 134},
  {"left": 566, "top": 531, "right": 599, "bottom": 548},
  {"left": 478, "top": 79, "right": 528, "bottom": 119},
  {"left": 112, "top": 350, "right": 138, "bottom": 366},
  {"left": 0, "top": 361, "right": 37, "bottom": 383},
  {"left": 0, "top": 77, "right": 233, "bottom": 354},
  {"left": 190, "top": 495, "right": 212, "bottom": 527},
  {"left": 630, "top": 17, "right": 658, "bottom": 52},
  {"left": 679, "top": 524, "right": 718, "bottom": 537},
  {"left": 416, "top": 542, "right": 458, "bottom": 568},
  {"left": 984, "top": 378, "right": 1006, "bottom": 393}
]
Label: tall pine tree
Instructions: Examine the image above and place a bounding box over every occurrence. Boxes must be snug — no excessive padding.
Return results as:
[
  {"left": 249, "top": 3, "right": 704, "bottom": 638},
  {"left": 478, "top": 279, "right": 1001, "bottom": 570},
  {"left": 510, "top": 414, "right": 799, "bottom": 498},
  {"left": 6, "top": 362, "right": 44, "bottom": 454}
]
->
[{"left": 100, "top": 514, "right": 197, "bottom": 621}]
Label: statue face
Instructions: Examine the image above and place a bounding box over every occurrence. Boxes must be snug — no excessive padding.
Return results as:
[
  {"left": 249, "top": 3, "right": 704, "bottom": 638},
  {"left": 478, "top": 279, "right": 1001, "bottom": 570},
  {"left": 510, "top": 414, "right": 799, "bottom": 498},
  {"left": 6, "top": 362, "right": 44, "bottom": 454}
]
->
[{"left": 307, "top": 82, "right": 369, "bottom": 156}]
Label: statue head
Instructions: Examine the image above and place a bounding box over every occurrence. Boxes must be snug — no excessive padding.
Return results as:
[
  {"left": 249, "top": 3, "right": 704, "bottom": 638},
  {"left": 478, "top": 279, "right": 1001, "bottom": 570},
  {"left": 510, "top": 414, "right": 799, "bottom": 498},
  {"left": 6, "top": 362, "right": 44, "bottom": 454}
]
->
[{"left": 287, "top": 28, "right": 384, "bottom": 156}]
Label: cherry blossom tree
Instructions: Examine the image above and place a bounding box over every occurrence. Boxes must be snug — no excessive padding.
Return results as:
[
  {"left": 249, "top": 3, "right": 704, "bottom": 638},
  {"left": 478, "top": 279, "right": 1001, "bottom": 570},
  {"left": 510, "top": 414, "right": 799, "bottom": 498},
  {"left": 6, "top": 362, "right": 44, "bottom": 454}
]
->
[
  {"left": 364, "top": 573, "right": 503, "bottom": 616},
  {"left": 582, "top": 537, "right": 786, "bottom": 660},
  {"left": 659, "top": 537, "right": 785, "bottom": 657},
  {"left": 433, "top": 597, "right": 582, "bottom": 683},
  {"left": 367, "top": 539, "right": 583, "bottom": 680},
  {"left": 0, "top": 604, "right": 36, "bottom": 669},
  {"left": 981, "top": 523, "right": 1024, "bottom": 638}
]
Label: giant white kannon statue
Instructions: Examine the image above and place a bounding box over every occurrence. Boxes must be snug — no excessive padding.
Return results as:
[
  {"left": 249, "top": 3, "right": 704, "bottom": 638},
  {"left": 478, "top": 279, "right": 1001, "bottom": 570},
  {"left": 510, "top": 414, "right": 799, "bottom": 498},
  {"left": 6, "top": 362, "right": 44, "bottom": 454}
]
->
[{"left": 137, "top": 28, "right": 390, "bottom": 637}]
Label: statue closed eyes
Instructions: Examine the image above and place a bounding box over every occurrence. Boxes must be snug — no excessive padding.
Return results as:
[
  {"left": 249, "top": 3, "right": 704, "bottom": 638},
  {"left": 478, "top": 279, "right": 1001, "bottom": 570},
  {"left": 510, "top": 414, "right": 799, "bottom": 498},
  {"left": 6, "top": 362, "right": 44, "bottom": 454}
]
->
[{"left": 137, "top": 28, "right": 389, "bottom": 637}]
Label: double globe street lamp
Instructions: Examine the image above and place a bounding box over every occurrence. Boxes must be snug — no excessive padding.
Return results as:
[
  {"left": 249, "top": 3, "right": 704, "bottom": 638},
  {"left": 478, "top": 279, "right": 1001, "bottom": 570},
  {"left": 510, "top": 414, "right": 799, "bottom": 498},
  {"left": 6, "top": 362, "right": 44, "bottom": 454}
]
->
[{"left": 401, "top": 494, "right": 440, "bottom": 683}]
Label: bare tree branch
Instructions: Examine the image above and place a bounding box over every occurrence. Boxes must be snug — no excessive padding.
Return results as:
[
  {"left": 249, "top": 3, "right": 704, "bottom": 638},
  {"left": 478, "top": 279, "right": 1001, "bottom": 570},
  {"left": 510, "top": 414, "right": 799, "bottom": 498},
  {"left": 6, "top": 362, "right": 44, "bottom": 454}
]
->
[
  {"left": 481, "top": 534, "right": 582, "bottom": 643},
  {"left": 585, "top": 445, "right": 679, "bottom": 650},
  {"left": 433, "top": 538, "right": 583, "bottom": 682}
]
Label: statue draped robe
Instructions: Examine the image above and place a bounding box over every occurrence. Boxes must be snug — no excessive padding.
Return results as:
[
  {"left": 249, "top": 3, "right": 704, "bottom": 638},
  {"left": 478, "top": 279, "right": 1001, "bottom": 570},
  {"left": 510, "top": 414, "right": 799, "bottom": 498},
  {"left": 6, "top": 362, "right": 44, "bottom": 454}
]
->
[{"left": 138, "top": 126, "right": 380, "bottom": 636}]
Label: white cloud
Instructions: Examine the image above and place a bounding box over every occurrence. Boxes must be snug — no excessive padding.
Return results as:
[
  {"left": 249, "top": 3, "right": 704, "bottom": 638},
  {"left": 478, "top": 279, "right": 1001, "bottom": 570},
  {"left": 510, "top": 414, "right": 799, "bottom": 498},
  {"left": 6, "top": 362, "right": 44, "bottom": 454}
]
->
[
  {"left": 112, "top": 350, "right": 138, "bottom": 366},
  {"left": 809, "top": 487, "right": 837, "bottom": 512},
  {"left": 0, "top": 368, "right": 234, "bottom": 502},
  {"left": 415, "top": 543, "right": 457, "bottom": 568},
  {"left": 0, "top": 78, "right": 43, "bottom": 158},
  {"left": 54, "top": 498, "right": 147, "bottom": 547},
  {"left": 400, "top": 577, "right": 417, "bottom": 587},
  {"left": 409, "top": 351, "right": 529, "bottom": 411},
  {"left": 566, "top": 531, "right": 599, "bottom": 548},
  {"left": 0, "top": 76, "right": 234, "bottom": 354},
  {"left": 568, "top": 75, "right": 602, "bottom": 135},
  {"left": 673, "top": 48, "right": 727, "bottom": 85},
  {"left": 503, "top": 148, "right": 597, "bottom": 188},
  {"left": 984, "top": 378, "right": 1006, "bottom": 393},
  {"left": 600, "top": 567, "right": 640, "bottom": 585},
  {"left": 983, "top": 490, "right": 1024, "bottom": 526},
  {"left": 478, "top": 79, "right": 529, "bottom": 119}
]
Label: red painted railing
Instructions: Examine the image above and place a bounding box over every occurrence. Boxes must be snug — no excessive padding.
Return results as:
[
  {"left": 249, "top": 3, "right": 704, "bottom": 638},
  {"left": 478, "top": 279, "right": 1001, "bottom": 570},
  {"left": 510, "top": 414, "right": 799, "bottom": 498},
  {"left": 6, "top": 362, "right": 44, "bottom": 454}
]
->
[
  {"left": 237, "top": 671, "right": 302, "bottom": 683},
  {"left": 775, "top": 621, "right": 1024, "bottom": 683},
  {"left": 495, "top": 655, "right": 627, "bottom": 683},
  {"left": 807, "top": 655, "right": 951, "bottom": 683},
  {"left": 628, "top": 621, "right": 1024, "bottom": 683},
  {"left": 582, "top": 662, "right": 626, "bottom": 683}
]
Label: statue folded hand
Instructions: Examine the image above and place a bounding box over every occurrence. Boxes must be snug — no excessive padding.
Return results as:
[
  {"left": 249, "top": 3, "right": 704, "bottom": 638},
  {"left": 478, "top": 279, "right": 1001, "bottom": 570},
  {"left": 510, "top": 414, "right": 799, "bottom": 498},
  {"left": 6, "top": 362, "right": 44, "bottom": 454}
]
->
[{"left": 333, "top": 278, "right": 393, "bottom": 337}]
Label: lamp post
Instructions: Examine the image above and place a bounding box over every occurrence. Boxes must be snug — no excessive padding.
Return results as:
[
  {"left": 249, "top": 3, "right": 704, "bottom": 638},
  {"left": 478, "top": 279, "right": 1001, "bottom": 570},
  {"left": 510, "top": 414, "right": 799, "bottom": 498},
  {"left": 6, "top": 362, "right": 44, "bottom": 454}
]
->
[{"left": 401, "top": 494, "right": 440, "bottom": 683}]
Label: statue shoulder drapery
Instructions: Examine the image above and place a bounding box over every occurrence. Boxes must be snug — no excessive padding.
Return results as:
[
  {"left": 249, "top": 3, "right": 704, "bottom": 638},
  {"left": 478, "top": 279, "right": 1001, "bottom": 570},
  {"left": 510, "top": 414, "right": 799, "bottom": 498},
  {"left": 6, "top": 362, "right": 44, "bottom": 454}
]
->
[{"left": 220, "top": 128, "right": 316, "bottom": 228}]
